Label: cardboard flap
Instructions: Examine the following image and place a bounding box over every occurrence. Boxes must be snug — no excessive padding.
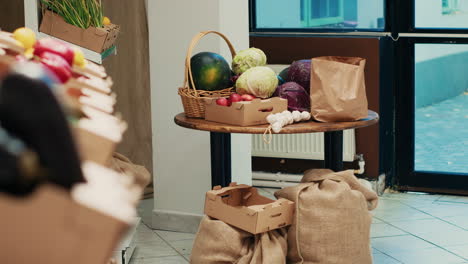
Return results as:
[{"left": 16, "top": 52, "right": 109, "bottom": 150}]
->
[
  {"left": 249, "top": 97, "right": 287, "bottom": 112},
  {"left": 93, "top": 27, "right": 109, "bottom": 37},
  {"left": 207, "top": 184, "right": 252, "bottom": 197},
  {"left": 0, "top": 32, "right": 25, "bottom": 54}
]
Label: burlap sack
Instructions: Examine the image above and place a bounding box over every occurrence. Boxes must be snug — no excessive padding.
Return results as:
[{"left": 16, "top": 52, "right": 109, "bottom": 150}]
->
[
  {"left": 109, "top": 152, "right": 151, "bottom": 190},
  {"left": 311, "top": 56, "right": 368, "bottom": 122},
  {"left": 275, "top": 170, "right": 378, "bottom": 264},
  {"left": 191, "top": 216, "right": 288, "bottom": 264}
]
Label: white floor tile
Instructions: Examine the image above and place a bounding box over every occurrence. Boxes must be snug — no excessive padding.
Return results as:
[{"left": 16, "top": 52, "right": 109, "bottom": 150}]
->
[
  {"left": 371, "top": 223, "right": 407, "bottom": 238},
  {"left": 168, "top": 239, "right": 194, "bottom": 256},
  {"left": 182, "top": 254, "right": 191, "bottom": 262},
  {"left": 389, "top": 218, "right": 463, "bottom": 235},
  {"left": 444, "top": 215, "right": 468, "bottom": 230},
  {"left": 417, "top": 230, "right": 468, "bottom": 247},
  {"left": 373, "top": 206, "right": 433, "bottom": 221},
  {"left": 155, "top": 230, "right": 196, "bottom": 242},
  {"left": 446, "top": 244, "right": 468, "bottom": 260},
  {"left": 371, "top": 235, "right": 436, "bottom": 255},
  {"left": 135, "top": 225, "right": 162, "bottom": 243},
  {"left": 419, "top": 203, "right": 468, "bottom": 218},
  {"left": 437, "top": 195, "right": 468, "bottom": 204},
  {"left": 372, "top": 252, "right": 403, "bottom": 263},
  {"left": 133, "top": 240, "right": 179, "bottom": 259},
  {"left": 390, "top": 247, "right": 466, "bottom": 264},
  {"left": 130, "top": 255, "right": 188, "bottom": 264}
]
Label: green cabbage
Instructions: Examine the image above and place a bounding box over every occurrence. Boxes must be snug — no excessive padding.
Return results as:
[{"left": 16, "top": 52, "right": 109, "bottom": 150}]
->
[
  {"left": 232, "top": 48, "right": 267, "bottom": 75},
  {"left": 235, "top": 66, "right": 278, "bottom": 99}
]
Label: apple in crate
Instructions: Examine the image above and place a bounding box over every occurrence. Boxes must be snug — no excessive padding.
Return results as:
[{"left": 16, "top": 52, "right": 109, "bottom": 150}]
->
[
  {"left": 216, "top": 97, "right": 229, "bottom": 106},
  {"left": 229, "top": 93, "right": 242, "bottom": 103},
  {"left": 241, "top": 94, "right": 255, "bottom": 101}
]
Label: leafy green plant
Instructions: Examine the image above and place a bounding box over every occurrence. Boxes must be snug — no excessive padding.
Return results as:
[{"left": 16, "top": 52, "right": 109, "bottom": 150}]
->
[{"left": 41, "top": 0, "right": 104, "bottom": 29}]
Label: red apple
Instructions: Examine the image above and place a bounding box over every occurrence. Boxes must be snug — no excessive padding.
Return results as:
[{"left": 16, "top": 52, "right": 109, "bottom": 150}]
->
[
  {"left": 39, "top": 51, "right": 72, "bottom": 83},
  {"left": 34, "top": 38, "right": 74, "bottom": 66},
  {"left": 229, "top": 93, "right": 242, "bottom": 103},
  {"left": 241, "top": 94, "right": 255, "bottom": 101},
  {"left": 216, "top": 97, "right": 229, "bottom": 106}
]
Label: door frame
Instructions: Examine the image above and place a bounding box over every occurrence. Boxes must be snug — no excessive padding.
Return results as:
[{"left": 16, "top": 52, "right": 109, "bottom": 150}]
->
[{"left": 395, "top": 36, "right": 468, "bottom": 194}]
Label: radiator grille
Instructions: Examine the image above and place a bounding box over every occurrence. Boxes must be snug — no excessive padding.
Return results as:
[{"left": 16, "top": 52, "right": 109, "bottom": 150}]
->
[{"left": 252, "top": 130, "right": 356, "bottom": 162}]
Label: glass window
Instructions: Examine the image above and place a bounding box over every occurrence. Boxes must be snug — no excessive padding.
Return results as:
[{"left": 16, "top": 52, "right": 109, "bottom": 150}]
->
[
  {"left": 414, "top": 43, "right": 468, "bottom": 174},
  {"left": 254, "top": 0, "right": 385, "bottom": 30},
  {"left": 415, "top": 0, "right": 468, "bottom": 29}
]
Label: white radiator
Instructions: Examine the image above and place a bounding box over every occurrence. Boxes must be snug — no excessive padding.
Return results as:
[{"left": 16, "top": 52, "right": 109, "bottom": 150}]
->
[
  {"left": 253, "top": 64, "right": 356, "bottom": 163},
  {"left": 252, "top": 130, "right": 356, "bottom": 162}
]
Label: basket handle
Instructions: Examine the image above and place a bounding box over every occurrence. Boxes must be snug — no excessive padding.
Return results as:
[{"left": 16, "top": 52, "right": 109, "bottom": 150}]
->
[{"left": 183, "top": 31, "right": 237, "bottom": 96}]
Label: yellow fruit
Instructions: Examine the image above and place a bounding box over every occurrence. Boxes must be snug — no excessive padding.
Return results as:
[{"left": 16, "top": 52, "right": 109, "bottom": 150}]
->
[
  {"left": 24, "top": 48, "right": 34, "bottom": 59},
  {"left": 103, "top": 16, "right": 111, "bottom": 26},
  {"left": 12, "top": 27, "right": 36, "bottom": 49},
  {"left": 73, "top": 47, "right": 87, "bottom": 68}
]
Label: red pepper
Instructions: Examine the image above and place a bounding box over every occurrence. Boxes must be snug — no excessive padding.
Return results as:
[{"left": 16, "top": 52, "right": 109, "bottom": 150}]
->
[
  {"left": 34, "top": 38, "right": 74, "bottom": 66},
  {"left": 40, "top": 52, "right": 72, "bottom": 83}
]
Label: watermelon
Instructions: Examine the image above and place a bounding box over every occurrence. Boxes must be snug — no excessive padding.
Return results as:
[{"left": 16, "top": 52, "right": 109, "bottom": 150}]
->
[
  {"left": 278, "top": 67, "right": 289, "bottom": 82},
  {"left": 190, "top": 52, "right": 232, "bottom": 91}
]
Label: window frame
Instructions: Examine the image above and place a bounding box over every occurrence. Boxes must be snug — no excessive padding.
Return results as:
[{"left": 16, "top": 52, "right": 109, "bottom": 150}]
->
[
  {"left": 249, "top": 0, "right": 388, "bottom": 33},
  {"left": 249, "top": 0, "right": 468, "bottom": 193}
]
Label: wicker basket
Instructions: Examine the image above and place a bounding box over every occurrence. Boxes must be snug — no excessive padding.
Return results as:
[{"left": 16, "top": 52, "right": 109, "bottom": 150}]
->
[{"left": 179, "top": 31, "right": 236, "bottom": 118}]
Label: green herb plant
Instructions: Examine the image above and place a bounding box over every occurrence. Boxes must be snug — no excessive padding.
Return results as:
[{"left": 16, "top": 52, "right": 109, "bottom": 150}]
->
[{"left": 41, "top": 0, "right": 104, "bottom": 29}]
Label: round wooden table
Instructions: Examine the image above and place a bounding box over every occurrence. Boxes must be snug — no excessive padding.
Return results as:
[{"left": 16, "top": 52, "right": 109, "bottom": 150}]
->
[{"left": 175, "top": 110, "right": 379, "bottom": 187}]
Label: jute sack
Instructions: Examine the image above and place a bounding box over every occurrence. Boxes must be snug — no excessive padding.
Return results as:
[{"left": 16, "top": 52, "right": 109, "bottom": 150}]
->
[
  {"left": 109, "top": 152, "right": 151, "bottom": 190},
  {"left": 275, "top": 170, "right": 378, "bottom": 264},
  {"left": 310, "top": 56, "right": 368, "bottom": 122},
  {"left": 191, "top": 216, "right": 288, "bottom": 264}
]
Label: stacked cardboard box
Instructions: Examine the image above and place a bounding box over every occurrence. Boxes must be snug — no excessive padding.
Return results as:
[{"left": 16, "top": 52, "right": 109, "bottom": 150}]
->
[{"left": 0, "top": 31, "right": 142, "bottom": 264}]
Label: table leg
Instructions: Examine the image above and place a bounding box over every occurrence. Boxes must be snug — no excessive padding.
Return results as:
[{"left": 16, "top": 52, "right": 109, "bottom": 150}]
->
[
  {"left": 324, "top": 131, "right": 344, "bottom": 171},
  {"left": 210, "top": 132, "right": 231, "bottom": 188}
]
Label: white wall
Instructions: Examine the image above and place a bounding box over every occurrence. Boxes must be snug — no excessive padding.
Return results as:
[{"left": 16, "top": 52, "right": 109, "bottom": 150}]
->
[{"left": 148, "top": 0, "right": 251, "bottom": 233}]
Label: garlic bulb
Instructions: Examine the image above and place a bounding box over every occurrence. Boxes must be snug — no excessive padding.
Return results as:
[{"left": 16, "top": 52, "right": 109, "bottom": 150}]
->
[{"left": 266, "top": 111, "right": 312, "bottom": 134}]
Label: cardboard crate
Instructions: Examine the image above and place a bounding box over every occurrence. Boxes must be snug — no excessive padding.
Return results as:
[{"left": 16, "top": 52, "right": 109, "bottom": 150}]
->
[
  {"left": 73, "top": 106, "right": 126, "bottom": 165},
  {"left": 65, "top": 86, "right": 116, "bottom": 114},
  {"left": 0, "top": 185, "right": 129, "bottom": 264},
  {"left": 0, "top": 31, "right": 24, "bottom": 78},
  {"left": 73, "top": 61, "right": 108, "bottom": 79},
  {"left": 40, "top": 10, "right": 120, "bottom": 53},
  {"left": 204, "top": 97, "right": 287, "bottom": 126},
  {"left": 66, "top": 75, "right": 113, "bottom": 95},
  {"left": 204, "top": 183, "right": 295, "bottom": 234}
]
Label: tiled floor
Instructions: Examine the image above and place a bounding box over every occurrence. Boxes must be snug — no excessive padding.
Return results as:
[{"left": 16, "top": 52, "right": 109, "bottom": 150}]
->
[
  {"left": 131, "top": 188, "right": 468, "bottom": 264},
  {"left": 415, "top": 92, "right": 468, "bottom": 173}
]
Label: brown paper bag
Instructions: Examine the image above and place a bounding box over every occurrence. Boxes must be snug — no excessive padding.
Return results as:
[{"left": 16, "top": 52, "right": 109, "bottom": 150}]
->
[
  {"left": 275, "top": 170, "right": 378, "bottom": 264},
  {"left": 311, "top": 56, "right": 368, "bottom": 122},
  {"left": 191, "top": 216, "right": 288, "bottom": 264}
]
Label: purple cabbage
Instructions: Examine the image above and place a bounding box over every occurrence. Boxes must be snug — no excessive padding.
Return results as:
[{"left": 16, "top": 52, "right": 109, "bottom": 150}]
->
[
  {"left": 287, "top": 60, "right": 311, "bottom": 94},
  {"left": 274, "top": 82, "right": 311, "bottom": 112}
]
